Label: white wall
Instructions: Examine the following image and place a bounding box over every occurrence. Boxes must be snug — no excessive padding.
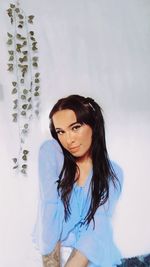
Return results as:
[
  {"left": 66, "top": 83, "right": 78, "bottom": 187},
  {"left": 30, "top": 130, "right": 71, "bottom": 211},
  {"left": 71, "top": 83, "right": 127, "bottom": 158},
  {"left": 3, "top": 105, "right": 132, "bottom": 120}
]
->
[{"left": 0, "top": 0, "right": 150, "bottom": 266}]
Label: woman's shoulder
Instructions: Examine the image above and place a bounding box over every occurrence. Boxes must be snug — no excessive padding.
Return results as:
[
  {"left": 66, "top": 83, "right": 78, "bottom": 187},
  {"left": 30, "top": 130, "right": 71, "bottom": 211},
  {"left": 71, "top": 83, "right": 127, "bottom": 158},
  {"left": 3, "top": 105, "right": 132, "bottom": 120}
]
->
[
  {"left": 39, "top": 138, "right": 64, "bottom": 163},
  {"left": 39, "top": 138, "right": 64, "bottom": 172}
]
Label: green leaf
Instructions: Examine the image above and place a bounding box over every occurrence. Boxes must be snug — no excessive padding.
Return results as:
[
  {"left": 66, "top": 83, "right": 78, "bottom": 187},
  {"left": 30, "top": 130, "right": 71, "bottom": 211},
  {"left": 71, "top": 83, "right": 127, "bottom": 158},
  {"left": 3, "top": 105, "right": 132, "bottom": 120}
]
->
[
  {"left": 22, "top": 129, "right": 27, "bottom": 134},
  {"left": 8, "top": 63, "right": 13, "bottom": 67},
  {"left": 33, "top": 62, "right": 38, "bottom": 67},
  {"left": 7, "top": 32, "right": 13, "bottom": 38},
  {"left": 32, "top": 46, "right": 38, "bottom": 51},
  {"left": 8, "top": 50, "right": 14, "bottom": 55},
  {"left": 13, "top": 165, "right": 18, "bottom": 169},
  {"left": 16, "top": 33, "right": 22, "bottom": 39},
  {"left": 13, "top": 99, "right": 18, "bottom": 104},
  {"left": 29, "top": 31, "right": 34, "bottom": 35},
  {"left": 12, "top": 117, "right": 17, "bottom": 122},
  {"left": 19, "top": 21, "right": 24, "bottom": 25},
  {"left": 22, "top": 64, "right": 28, "bottom": 68},
  {"left": 32, "top": 41, "right": 37, "bottom": 46},
  {"left": 18, "top": 24, "right": 23, "bottom": 28},
  {"left": 21, "top": 111, "right": 26, "bottom": 116},
  {"left": 22, "top": 68, "right": 28, "bottom": 74},
  {"left": 30, "top": 37, "right": 35, "bottom": 41},
  {"left": 16, "top": 43, "right": 22, "bottom": 52},
  {"left": 12, "top": 113, "right": 17, "bottom": 118},
  {"left": 9, "top": 55, "right": 14, "bottom": 61},
  {"left": 21, "top": 95, "right": 26, "bottom": 100},
  {"left": 20, "top": 79, "right": 24, "bottom": 83},
  {"left": 28, "top": 15, "right": 34, "bottom": 20},
  {"left": 10, "top": 4, "right": 15, "bottom": 8},
  {"left": 12, "top": 88, "right": 17, "bottom": 94},
  {"left": 22, "top": 104, "right": 27, "bottom": 109},
  {"left": 8, "top": 65, "right": 13, "bottom": 71},
  {"left": 16, "top": 43, "right": 22, "bottom": 48},
  {"left": 35, "top": 72, "right": 40, "bottom": 77},
  {"left": 16, "top": 47, "right": 21, "bottom": 52},
  {"left": 7, "top": 39, "right": 13, "bottom": 45},
  {"left": 23, "top": 89, "right": 28, "bottom": 94},
  {"left": 12, "top": 81, "right": 17, "bottom": 86},
  {"left": 22, "top": 51, "right": 28, "bottom": 55},
  {"left": 28, "top": 20, "right": 33, "bottom": 24},
  {"left": 22, "top": 164, "right": 27, "bottom": 169},
  {"left": 7, "top": 8, "right": 12, "bottom": 15},
  {"left": 28, "top": 16, "right": 34, "bottom": 24},
  {"left": 21, "top": 168, "right": 26, "bottom": 174},
  {"left": 23, "top": 40, "right": 27, "bottom": 46},
  {"left": 35, "top": 86, "right": 40, "bottom": 91},
  {"left": 12, "top": 158, "right": 17, "bottom": 163},
  {"left": 22, "top": 72, "right": 25, "bottom": 78},
  {"left": 7, "top": 8, "right": 12, "bottom": 12},
  {"left": 22, "top": 155, "right": 27, "bottom": 160},
  {"left": 32, "top": 56, "right": 38, "bottom": 61},
  {"left": 18, "top": 14, "right": 24, "bottom": 19},
  {"left": 23, "top": 150, "right": 29, "bottom": 155},
  {"left": 23, "top": 56, "right": 28, "bottom": 62},
  {"left": 34, "top": 92, "right": 39, "bottom": 96},
  {"left": 35, "top": 78, "right": 40, "bottom": 83},
  {"left": 27, "top": 104, "right": 32, "bottom": 110},
  {"left": 19, "top": 57, "right": 23, "bottom": 63},
  {"left": 15, "top": 8, "right": 20, "bottom": 13}
]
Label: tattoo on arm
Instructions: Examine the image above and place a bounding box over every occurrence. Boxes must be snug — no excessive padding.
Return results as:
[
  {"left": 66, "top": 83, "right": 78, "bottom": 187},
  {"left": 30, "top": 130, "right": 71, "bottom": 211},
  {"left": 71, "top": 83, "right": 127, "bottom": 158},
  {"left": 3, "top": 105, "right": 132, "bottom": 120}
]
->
[{"left": 42, "top": 242, "right": 60, "bottom": 267}]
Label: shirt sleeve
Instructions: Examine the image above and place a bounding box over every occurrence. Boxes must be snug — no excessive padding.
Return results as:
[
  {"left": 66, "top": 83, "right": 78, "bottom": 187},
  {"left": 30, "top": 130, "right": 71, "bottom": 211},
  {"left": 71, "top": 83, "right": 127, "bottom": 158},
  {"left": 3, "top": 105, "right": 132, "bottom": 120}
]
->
[
  {"left": 31, "top": 139, "right": 65, "bottom": 255},
  {"left": 74, "top": 162, "right": 123, "bottom": 267}
]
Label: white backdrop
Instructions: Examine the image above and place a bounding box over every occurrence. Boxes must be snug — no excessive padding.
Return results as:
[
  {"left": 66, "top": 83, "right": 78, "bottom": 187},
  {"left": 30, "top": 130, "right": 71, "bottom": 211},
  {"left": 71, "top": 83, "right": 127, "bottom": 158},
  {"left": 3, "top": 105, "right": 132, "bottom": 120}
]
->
[{"left": 0, "top": 1, "right": 150, "bottom": 267}]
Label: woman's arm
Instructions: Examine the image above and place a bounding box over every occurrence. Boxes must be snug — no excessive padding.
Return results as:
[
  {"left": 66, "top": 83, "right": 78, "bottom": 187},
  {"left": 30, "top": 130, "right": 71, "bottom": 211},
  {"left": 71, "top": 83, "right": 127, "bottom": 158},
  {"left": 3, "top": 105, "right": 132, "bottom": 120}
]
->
[
  {"left": 42, "top": 242, "right": 61, "bottom": 267},
  {"left": 65, "top": 249, "right": 89, "bottom": 267}
]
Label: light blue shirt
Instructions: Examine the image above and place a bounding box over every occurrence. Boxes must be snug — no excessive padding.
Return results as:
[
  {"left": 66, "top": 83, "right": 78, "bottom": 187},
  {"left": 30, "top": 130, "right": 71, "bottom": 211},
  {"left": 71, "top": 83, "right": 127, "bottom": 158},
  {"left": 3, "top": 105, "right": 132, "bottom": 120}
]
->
[{"left": 32, "top": 138, "right": 123, "bottom": 267}]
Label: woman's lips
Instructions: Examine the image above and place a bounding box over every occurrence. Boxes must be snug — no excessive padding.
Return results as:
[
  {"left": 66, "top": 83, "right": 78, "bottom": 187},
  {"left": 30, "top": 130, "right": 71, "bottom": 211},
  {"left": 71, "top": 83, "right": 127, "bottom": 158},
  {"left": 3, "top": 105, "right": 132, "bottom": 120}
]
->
[{"left": 69, "top": 145, "right": 80, "bottom": 152}]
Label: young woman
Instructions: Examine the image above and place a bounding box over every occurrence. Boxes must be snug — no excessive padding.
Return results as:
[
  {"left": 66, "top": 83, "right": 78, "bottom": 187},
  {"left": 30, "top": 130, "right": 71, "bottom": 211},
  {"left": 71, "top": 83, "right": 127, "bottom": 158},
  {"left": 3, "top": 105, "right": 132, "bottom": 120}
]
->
[{"left": 32, "top": 94, "right": 123, "bottom": 267}]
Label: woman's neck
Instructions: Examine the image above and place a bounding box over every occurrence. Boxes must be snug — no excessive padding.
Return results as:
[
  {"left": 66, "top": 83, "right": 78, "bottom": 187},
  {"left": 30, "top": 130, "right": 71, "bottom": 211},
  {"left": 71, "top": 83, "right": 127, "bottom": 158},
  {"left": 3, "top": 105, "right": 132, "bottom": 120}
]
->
[{"left": 76, "top": 157, "right": 92, "bottom": 168}]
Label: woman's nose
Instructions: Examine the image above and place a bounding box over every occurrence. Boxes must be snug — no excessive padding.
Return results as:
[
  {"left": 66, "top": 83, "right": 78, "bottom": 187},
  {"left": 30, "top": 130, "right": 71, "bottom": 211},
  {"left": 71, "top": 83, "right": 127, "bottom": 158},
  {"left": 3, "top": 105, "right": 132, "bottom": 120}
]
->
[{"left": 66, "top": 131, "right": 75, "bottom": 145}]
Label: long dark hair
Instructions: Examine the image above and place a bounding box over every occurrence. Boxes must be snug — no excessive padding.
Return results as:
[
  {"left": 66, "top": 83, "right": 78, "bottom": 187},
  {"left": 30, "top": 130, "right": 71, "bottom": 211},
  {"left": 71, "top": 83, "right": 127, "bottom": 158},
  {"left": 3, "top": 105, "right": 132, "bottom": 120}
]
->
[{"left": 49, "top": 94, "right": 119, "bottom": 228}]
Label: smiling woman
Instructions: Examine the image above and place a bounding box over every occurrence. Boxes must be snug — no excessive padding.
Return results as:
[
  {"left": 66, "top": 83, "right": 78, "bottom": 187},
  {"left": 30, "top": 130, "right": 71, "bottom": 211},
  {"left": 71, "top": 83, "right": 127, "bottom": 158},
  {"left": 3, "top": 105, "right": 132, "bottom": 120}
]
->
[
  {"left": 52, "top": 109, "right": 93, "bottom": 188},
  {"left": 32, "top": 94, "right": 123, "bottom": 267},
  {"left": 52, "top": 109, "right": 93, "bottom": 161}
]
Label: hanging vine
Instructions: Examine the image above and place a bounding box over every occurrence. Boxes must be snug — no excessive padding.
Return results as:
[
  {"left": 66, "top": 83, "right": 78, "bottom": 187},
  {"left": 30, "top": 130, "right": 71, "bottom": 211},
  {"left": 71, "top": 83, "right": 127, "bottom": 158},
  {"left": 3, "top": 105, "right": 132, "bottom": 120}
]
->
[{"left": 6, "top": 2, "right": 40, "bottom": 175}]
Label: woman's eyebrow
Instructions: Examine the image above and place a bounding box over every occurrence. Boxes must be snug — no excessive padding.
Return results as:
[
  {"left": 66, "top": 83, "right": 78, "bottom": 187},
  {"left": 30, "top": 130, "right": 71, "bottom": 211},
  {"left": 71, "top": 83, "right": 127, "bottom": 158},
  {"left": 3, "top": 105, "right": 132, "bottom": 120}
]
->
[{"left": 55, "top": 122, "right": 78, "bottom": 130}]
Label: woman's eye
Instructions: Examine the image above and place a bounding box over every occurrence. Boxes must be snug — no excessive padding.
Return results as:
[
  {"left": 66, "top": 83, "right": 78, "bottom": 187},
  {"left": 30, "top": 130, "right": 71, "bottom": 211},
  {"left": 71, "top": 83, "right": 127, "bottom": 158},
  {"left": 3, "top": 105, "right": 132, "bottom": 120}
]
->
[
  {"left": 72, "top": 125, "right": 81, "bottom": 131},
  {"left": 56, "top": 130, "right": 64, "bottom": 135}
]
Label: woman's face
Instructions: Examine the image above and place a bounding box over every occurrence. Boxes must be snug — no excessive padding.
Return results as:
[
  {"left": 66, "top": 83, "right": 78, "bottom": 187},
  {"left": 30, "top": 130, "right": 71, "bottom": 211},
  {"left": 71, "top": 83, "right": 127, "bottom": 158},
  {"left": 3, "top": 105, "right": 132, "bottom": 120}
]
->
[{"left": 52, "top": 109, "right": 93, "bottom": 161}]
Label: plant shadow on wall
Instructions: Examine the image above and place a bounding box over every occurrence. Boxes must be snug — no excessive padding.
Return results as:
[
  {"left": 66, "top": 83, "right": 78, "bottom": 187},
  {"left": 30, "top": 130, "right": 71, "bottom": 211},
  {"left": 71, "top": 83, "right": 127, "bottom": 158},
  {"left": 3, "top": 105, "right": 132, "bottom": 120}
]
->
[{"left": 6, "top": 2, "right": 40, "bottom": 175}]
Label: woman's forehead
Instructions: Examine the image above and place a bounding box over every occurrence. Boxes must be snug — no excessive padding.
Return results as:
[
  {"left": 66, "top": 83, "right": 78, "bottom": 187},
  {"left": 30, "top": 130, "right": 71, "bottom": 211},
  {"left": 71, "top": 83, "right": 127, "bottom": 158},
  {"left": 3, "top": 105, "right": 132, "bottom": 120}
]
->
[{"left": 52, "top": 109, "right": 78, "bottom": 129}]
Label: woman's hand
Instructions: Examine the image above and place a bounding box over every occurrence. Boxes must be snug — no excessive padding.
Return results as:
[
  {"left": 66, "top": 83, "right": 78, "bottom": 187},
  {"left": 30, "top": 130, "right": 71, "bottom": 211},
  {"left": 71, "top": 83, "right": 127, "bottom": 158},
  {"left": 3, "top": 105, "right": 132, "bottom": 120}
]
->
[
  {"left": 64, "top": 249, "right": 89, "bottom": 267},
  {"left": 42, "top": 242, "right": 61, "bottom": 267}
]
